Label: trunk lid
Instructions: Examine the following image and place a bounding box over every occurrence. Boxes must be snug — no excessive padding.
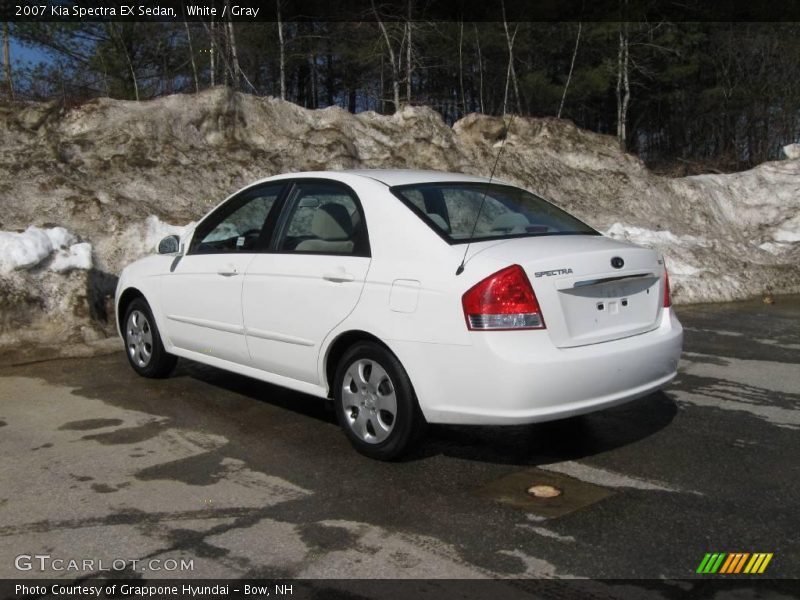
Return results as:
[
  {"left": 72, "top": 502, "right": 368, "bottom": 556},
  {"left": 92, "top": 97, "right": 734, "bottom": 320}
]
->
[{"left": 468, "top": 235, "right": 665, "bottom": 348}]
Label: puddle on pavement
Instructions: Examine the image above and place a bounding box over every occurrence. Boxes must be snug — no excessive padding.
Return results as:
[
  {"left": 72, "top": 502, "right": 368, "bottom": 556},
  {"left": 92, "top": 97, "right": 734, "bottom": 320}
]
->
[{"left": 476, "top": 468, "right": 613, "bottom": 518}]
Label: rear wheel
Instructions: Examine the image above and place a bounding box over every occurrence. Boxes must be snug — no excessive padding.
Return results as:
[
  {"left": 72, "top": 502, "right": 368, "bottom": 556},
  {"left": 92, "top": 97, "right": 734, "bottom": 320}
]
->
[
  {"left": 334, "top": 342, "right": 425, "bottom": 460},
  {"left": 123, "top": 298, "right": 177, "bottom": 378}
]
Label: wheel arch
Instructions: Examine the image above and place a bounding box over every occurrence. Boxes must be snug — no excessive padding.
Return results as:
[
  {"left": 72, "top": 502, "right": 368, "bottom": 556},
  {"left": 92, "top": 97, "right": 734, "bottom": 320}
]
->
[
  {"left": 323, "top": 330, "right": 397, "bottom": 398},
  {"left": 116, "top": 287, "right": 146, "bottom": 337}
]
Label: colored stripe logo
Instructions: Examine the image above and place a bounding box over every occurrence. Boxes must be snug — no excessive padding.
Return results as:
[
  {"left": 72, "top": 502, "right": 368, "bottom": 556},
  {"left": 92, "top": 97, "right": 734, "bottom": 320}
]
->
[{"left": 697, "top": 553, "right": 773, "bottom": 574}]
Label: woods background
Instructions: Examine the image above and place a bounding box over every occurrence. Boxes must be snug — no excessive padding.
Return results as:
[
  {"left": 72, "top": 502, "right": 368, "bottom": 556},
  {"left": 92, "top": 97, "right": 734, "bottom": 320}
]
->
[{"left": 3, "top": 13, "right": 799, "bottom": 173}]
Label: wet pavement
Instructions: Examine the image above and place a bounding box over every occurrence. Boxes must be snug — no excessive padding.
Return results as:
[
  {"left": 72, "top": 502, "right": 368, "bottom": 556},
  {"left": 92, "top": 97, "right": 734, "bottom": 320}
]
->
[{"left": 0, "top": 297, "right": 798, "bottom": 584}]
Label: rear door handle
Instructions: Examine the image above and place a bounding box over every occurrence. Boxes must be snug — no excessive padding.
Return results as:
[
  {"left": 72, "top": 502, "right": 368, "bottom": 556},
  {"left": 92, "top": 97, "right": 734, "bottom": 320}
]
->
[
  {"left": 218, "top": 265, "right": 239, "bottom": 277},
  {"left": 323, "top": 270, "right": 355, "bottom": 283}
]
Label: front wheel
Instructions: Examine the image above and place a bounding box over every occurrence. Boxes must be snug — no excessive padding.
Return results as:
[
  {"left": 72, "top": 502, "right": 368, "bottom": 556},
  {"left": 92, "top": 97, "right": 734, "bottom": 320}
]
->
[
  {"left": 334, "top": 342, "right": 426, "bottom": 460},
  {"left": 123, "top": 298, "right": 177, "bottom": 378}
]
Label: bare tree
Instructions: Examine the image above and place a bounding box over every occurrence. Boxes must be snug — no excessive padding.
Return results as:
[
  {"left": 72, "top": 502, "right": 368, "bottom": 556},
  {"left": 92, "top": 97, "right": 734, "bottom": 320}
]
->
[
  {"left": 558, "top": 22, "right": 581, "bottom": 119},
  {"left": 209, "top": 17, "right": 216, "bottom": 86},
  {"left": 182, "top": 7, "right": 199, "bottom": 93},
  {"left": 405, "top": 0, "right": 413, "bottom": 103},
  {"left": 616, "top": 22, "right": 630, "bottom": 150},
  {"left": 501, "top": 2, "right": 521, "bottom": 114},
  {"left": 309, "top": 50, "right": 318, "bottom": 108},
  {"left": 225, "top": 0, "right": 241, "bottom": 89},
  {"left": 373, "top": 0, "right": 400, "bottom": 111},
  {"left": 458, "top": 21, "right": 466, "bottom": 113},
  {"left": 110, "top": 24, "right": 139, "bottom": 101},
  {"left": 474, "top": 23, "right": 484, "bottom": 113},
  {"left": 277, "top": 0, "right": 286, "bottom": 99},
  {"left": 3, "top": 22, "right": 14, "bottom": 100}
]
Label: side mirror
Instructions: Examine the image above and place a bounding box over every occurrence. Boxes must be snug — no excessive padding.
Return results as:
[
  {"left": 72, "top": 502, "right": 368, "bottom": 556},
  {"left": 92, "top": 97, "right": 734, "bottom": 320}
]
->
[{"left": 157, "top": 235, "right": 180, "bottom": 255}]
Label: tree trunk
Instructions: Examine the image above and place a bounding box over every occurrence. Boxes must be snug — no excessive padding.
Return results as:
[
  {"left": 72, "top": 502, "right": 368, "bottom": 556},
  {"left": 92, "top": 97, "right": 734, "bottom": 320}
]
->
[
  {"left": 309, "top": 52, "right": 317, "bottom": 108},
  {"left": 348, "top": 88, "right": 357, "bottom": 114},
  {"left": 225, "top": 0, "right": 240, "bottom": 90},
  {"left": 111, "top": 24, "right": 139, "bottom": 101},
  {"left": 405, "top": 0, "right": 413, "bottom": 103},
  {"left": 222, "top": 16, "right": 229, "bottom": 86},
  {"left": 501, "top": 3, "right": 520, "bottom": 114},
  {"left": 373, "top": 0, "right": 399, "bottom": 112},
  {"left": 183, "top": 14, "right": 199, "bottom": 93},
  {"left": 277, "top": 0, "right": 286, "bottom": 99},
  {"left": 474, "top": 24, "right": 484, "bottom": 114},
  {"left": 325, "top": 50, "right": 334, "bottom": 106},
  {"left": 616, "top": 23, "right": 630, "bottom": 150},
  {"left": 458, "top": 20, "right": 466, "bottom": 113},
  {"left": 558, "top": 22, "right": 581, "bottom": 119},
  {"left": 380, "top": 53, "right": 385, "bottom": 113},
  {"left": 2, "top": 22, "right": 12, "bottom": 100},
  {"left": 209, "top": 17, "right": 216, "bottom": 87}
]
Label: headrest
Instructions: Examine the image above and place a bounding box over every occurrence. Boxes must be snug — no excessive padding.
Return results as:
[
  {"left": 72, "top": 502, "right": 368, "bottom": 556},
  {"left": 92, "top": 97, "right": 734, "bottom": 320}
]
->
[
  {"left": 491, "top": 212, "right": 530, "bottom": 232},
  {"left": 427, "top": 213, "right": 450, "bottom": 232},
  {"left": 312, "top": 203, "right": 354, "bottom": 241}
]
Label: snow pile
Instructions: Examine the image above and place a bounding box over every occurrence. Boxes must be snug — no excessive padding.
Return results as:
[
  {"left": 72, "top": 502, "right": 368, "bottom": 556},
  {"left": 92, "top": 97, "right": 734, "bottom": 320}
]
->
[
  {"left": 784, "top": 143, "right": 800, "bottom": 159},
  {"left": 0, "top": 87, "right": 798, "bottom": 351},
  {"left": 605, "top": 223, "right": 710, "bottom": 278},
  {"left": 0, "top": 226, "right": 92, "bottom": 273},
  {"left": 50, "top": 242, "right": 93, "bottom": 272},
  {"left": 94, "top": 215, "right": 195, "bottom": 272}
]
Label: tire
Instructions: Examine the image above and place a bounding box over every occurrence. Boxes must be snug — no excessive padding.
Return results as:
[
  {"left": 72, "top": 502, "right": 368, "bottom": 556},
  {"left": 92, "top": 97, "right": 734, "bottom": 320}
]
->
[
  {"left": 333, "top": 342, "right": 426, "bottom": 460},
  {"left": 122, "top": 298, "right": 177, "bottom": 378}
]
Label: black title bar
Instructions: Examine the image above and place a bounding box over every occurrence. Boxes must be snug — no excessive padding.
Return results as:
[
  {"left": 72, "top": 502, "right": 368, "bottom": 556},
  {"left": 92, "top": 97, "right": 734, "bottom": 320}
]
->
[{"left": 3, "top": 0, "right": 800, "bottom": 22}]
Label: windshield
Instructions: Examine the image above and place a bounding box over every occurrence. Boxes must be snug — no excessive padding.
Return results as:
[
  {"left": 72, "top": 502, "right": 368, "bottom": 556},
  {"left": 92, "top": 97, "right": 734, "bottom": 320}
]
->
[{"left": 391, "top": 182, "right": 598, "bottom": 244}]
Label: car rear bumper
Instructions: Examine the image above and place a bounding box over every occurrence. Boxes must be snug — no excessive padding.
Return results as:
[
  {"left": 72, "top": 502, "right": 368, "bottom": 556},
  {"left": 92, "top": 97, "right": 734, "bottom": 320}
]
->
[{"left": 391, "top": 309, "right": 683, "bottom": 425}]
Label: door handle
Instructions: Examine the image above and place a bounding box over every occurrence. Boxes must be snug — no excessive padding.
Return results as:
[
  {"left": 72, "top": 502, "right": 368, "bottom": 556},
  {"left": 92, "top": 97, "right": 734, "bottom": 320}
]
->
[
  {"left": 217, "top": 265, "right": 239, "bottom": 277},
  {"left": 323, "top": 270, "right": 355, "bottom": 283}
]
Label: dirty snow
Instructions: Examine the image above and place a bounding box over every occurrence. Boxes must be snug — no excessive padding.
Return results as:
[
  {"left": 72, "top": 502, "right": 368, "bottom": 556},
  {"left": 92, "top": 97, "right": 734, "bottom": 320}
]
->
[
  {"left": 0, "top": 87, "right": 799, "bottom": 349},
  {"left": 50, "top": 242, "right": 93, "bottom": 272},
  {"left": 784, "top": 143, "right": 800, "bottom": 159},
  {"left": 0, "top": 226, "right": 91, "bottom": 273}
]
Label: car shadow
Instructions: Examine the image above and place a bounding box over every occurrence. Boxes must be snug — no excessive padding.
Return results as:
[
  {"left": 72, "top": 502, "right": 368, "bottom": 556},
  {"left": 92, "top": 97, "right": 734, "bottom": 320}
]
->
[
  {"left": 170, "top": 359, "right": 336, "bottom": 424},
  {"left": 172, "top": 358, "right": 677, "bottom": 468},
  {"left": 405, "top": 391, "right": 678, "bottom": 466}
]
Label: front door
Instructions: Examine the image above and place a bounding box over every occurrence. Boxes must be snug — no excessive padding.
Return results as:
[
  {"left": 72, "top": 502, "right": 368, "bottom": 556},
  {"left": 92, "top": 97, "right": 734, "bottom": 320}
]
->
[{"left": 160, "top": 183, "right": 285, "bottom": 365}]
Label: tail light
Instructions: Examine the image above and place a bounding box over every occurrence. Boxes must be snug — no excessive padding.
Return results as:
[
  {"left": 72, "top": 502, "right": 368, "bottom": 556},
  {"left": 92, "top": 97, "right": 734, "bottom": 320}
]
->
[
  {"left": 663, "top": 269, "right": 671, "bottom": 308},
  {"left": 462, "top": 264, "right": 545, "bottom": 330}
]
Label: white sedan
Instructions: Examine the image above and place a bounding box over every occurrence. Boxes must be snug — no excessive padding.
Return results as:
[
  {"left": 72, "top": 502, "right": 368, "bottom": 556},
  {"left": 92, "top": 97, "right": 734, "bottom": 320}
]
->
[{"left": 116, "top": 170, "right": 683, "bottom": 459}]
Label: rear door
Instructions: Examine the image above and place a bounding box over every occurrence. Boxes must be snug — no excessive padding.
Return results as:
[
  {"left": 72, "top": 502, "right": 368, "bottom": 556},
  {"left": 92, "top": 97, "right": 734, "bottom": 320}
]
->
[
  {"left": 242, "top": 180, "right": 371, "bottom": 384},
  {"left": 160, "top": 183, "right": 285, "bottom": 365}
]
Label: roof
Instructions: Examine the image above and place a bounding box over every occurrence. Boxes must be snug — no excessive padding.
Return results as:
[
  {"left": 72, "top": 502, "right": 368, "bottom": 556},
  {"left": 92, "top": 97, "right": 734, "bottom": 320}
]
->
[{"left": 341, "top": 169, "right": 498, "bottom": 187}]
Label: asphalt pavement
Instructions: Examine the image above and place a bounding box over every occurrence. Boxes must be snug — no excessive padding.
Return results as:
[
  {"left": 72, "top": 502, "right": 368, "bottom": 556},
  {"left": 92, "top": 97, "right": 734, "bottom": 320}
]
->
[{"left": 0, "top": 297, "right": 798, "bottom": 589}]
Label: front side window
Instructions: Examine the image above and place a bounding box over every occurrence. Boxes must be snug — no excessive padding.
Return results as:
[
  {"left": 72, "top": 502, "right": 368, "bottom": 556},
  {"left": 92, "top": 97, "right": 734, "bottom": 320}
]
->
[
  {"left": 190, "top": 184, "right": 284, "bottom": 254},
  {"left": 392, "top": 182, "right": 598, "bottom": 244},
  {"left": 277, "top": 182, "right": 369, "bottom": 256}
]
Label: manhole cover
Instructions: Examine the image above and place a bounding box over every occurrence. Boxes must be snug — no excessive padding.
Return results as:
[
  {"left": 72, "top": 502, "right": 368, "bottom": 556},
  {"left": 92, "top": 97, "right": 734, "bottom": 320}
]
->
[
  {"left": 527, "top": 484, "right": 562, "bottom": 498},
  {"left": 475, "top": 468, "right": 614, "bottom": 517}
]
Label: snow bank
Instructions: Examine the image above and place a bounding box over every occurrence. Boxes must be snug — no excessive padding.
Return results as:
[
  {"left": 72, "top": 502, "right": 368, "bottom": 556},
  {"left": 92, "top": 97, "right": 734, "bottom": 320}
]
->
[
  {"left": 1, "top": 88, "right": 799, "bottom": 352},
  {"left": 50, "top": 242, "right": 93, "bottom": 272},
  {"left": 783, "top": 143, "right": 800, "bottom": 159},
  {"left": 0, "top": 226, "right": 92, "bottom": 273}
]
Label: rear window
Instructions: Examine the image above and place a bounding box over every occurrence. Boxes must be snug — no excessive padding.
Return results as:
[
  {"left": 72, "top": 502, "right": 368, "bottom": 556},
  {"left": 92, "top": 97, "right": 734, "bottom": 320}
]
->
[{"left": 391, "top": 182, "right": 598, "bottom": 244}]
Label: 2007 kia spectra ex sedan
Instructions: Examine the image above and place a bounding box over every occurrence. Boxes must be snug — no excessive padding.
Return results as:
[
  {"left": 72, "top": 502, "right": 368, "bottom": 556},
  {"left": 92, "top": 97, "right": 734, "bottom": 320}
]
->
[{"left": 115, "top": 170, "right": 683, "bottom": 460}]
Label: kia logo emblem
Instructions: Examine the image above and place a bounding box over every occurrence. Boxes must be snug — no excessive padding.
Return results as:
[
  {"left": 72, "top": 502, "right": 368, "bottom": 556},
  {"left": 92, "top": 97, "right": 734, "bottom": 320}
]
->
[{"left": 611, "top": 257, "right": 624, "bottom": 269}]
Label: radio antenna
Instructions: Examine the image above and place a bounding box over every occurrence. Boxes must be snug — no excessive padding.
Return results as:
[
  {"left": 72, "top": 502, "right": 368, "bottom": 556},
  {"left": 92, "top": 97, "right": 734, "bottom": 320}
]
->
[{"left": 455, "top": 112, "right": 516, "bottom": 276}]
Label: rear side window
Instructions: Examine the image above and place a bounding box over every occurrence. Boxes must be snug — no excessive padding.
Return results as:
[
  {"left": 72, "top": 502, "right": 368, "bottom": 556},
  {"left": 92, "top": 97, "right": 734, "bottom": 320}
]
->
[
  {"left": 276, "top": 182, "right": 369, "bottom": 256},
  {"left": 391, "top": 182, "right": 598, "bottom": 244}
]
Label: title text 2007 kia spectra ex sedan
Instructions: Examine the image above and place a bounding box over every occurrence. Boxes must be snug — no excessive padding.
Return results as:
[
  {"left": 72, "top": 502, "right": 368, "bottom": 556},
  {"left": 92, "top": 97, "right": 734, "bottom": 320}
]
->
[{"left": 115, "top": 170, "right": 683, "bottom": 459}]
